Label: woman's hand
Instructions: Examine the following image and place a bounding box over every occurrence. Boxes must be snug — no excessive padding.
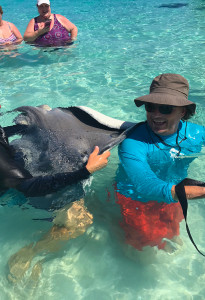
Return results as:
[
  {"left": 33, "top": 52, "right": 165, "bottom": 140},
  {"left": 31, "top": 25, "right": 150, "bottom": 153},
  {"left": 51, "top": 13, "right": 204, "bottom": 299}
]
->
[
  {"left": 38, "top": 22, "right": 50, "bottom": 34},
  {"left": 86, "top": 146, "right": 111, "bottom": 174},
  {"left": 24, "top": 18, "right": 50, "bottom": 42}
]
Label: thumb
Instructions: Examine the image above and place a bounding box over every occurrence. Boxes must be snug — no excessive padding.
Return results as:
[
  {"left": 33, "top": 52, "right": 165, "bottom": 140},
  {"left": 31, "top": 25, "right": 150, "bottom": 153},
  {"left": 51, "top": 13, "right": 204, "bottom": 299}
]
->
[{"left": 103, "top": 150, "right": 111, "bottom": 158}]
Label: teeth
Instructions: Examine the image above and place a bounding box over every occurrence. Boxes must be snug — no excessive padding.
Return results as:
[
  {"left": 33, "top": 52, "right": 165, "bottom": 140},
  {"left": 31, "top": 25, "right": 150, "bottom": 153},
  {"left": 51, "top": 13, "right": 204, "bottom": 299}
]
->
[{"left": 154, "top": 121, "right": 165, "bottom": 124}]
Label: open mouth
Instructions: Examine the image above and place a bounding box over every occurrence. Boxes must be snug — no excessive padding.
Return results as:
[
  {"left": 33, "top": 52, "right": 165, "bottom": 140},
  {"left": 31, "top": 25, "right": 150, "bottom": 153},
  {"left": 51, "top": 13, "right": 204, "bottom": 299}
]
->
[
  {"left": 151, "top": 119, "right": 167, "bottom": 131},
  {"left": 153, "top": 119, "right": 166, "bottom": 126}
]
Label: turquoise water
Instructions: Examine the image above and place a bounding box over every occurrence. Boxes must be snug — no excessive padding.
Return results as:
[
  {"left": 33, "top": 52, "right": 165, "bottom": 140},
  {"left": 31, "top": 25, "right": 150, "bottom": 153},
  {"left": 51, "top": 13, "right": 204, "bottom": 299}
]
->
[{"left": 1, "top": 0, "right": 205, "bottom": 299}]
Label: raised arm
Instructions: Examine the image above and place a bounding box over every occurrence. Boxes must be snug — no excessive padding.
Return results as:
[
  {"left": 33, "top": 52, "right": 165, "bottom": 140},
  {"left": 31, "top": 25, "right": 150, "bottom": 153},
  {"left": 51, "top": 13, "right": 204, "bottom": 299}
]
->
[{"left": 23, "top": 18, "right": 49, "bottom": 42}]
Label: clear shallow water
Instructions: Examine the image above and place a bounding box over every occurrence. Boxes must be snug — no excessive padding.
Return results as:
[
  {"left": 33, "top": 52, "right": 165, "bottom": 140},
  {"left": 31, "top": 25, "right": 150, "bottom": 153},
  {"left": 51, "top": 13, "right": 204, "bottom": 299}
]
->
[{"left": 1, "top": 0, "right": 205, "bottom": 299}]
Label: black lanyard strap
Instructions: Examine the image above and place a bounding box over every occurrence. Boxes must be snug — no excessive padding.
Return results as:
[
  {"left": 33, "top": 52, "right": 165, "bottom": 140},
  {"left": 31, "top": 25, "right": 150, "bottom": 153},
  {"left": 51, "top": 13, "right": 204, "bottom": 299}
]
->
[{"left": 175, "top": 178, "right": 205, "bottom": 257}]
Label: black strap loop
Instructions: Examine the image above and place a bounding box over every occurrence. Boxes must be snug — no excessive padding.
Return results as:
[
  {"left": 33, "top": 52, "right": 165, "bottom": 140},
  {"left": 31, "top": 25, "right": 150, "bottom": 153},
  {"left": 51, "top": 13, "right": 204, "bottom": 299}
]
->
[{"left": 175, "top": 178, "right": 205, "bottom": 257}]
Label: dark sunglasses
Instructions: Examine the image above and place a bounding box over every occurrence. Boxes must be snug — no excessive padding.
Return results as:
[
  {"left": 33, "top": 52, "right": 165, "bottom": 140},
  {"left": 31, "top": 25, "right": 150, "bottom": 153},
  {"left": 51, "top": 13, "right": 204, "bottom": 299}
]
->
[{"left": 145, "top": 103, "right": 174, "bottom": 115}]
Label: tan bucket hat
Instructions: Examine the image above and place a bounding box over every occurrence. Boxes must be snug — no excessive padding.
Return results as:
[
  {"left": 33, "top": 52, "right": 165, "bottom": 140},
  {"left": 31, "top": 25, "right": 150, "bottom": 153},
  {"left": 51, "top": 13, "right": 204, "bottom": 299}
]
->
[{"left": 134, "top": 73, "right": 196, "bottom": 114}]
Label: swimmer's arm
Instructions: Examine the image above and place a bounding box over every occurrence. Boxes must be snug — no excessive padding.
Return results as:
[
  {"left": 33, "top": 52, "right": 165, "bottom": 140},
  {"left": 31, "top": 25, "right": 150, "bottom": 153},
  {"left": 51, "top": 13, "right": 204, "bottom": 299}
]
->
[
  {"left": 172, "top": 185, "right": 205, "bottom": 200},
  {"left": 3, "top": 124, "right": 28, "bottom": 137},
  {"left": 16, "top": 146, "right": 110, "bottom": 197},
  {"left": 23, "top": 19, "right": 49, "bottom": 42},
  {"left": 9, "top": 23, "right": 23, "bottom": 44},
  {"left": 17, "top": 167, "right": 91, "bottom": 197},
  {"left": 56, "top": 14, "right": 78, "bottom": 41}
]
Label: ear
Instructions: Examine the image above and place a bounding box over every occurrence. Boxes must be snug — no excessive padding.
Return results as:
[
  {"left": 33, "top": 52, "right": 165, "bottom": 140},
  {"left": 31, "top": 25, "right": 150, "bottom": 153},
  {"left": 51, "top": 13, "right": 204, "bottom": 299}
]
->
[{"left": 181, "top": 107, "right": 186, "bottom": 118}]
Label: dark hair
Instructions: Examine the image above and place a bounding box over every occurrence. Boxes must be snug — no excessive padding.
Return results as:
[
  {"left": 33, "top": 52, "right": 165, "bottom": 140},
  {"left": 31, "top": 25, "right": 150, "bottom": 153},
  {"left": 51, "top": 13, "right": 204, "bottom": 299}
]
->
[
  {"left": 0, "top": 6, "right": 3, "bottom": 15},
  {"left": 182, "top": 104, "right": 195, "bottom": 121}
]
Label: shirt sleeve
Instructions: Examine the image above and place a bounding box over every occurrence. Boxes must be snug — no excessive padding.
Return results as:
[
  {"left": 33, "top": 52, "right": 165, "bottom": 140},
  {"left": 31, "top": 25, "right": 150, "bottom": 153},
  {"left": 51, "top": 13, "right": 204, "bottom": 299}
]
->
[
  {"left": 118, "top": 138, "right": 175, "bottom": 203},
  {"left": 3, "top": 124, "right": 28, "bottom": 137},
  {"left": 16, "top": 167, "right": 90, "bottom": 197},
  {"left": 0, "top": 126, "right": 91, "bottom": 197}
]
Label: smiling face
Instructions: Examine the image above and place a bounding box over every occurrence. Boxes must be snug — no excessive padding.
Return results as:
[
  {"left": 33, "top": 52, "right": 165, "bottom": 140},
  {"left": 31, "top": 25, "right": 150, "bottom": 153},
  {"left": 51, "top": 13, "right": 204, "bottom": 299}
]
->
[
  {"left": 37, "top": 3, "right": 51, "bottom": 19},
  {"left": 146, "top": 104, "right": 186, "bottom": 136}
]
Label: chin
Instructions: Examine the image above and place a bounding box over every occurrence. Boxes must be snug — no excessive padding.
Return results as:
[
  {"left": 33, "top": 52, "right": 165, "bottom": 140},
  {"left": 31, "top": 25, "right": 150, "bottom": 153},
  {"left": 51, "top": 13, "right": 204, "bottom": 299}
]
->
[
  {"left": 42, "top": 14, "right": 50, "bottom": 18},
  {"left": 153, "top": 128, "right": 168, "bottom": 136}
]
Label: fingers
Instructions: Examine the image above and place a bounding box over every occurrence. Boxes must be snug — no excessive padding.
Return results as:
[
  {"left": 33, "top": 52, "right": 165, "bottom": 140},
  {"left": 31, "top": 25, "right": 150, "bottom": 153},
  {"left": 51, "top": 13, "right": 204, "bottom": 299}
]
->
[
  {"left": 90, "top": 146, "right": 110, "bottom": 158},
  {"left": 90, "top": 146, "right": 99, "bottom": 156},
  {"left": 85, "top": 146, "right": 111, "bottom": 174},
  {"left": 102, "top": 150, "right": 111, "bottom": 159}
]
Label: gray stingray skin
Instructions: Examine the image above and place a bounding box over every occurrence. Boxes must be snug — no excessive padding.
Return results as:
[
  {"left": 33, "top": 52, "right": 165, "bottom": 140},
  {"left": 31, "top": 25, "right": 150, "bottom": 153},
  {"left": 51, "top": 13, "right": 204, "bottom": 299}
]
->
[{"left": 11, "top": 106, "right": 136, "bottom": 176}]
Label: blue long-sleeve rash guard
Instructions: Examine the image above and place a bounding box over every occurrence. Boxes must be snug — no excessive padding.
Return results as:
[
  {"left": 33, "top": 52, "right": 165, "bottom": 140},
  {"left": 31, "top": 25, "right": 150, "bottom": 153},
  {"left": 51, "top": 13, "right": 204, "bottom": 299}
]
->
[{"left": 117, "top": 121, "right": 205, "bottom": 204}]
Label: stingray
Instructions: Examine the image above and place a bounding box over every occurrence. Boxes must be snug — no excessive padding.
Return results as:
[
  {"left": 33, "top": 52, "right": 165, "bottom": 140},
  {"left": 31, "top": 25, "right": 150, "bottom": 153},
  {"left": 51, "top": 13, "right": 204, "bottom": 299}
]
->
[
  {"left": 3, "top": 105, "right": 136, "bottom": 210},
  {"left": 7, "top": 105, "right": 136, "bottom": 174},
  {"left": 3, "top": 105, "right": 205, "bottom": 256}
]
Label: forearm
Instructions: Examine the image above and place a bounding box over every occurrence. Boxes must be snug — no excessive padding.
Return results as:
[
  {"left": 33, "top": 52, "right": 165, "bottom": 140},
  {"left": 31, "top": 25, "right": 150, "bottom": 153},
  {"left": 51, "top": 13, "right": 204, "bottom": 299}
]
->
[
  {"left": 24, "top": 30, "right": 43, "bottom": 42},
  {"left": 17, "top": 167, "right": 90, "bottom": 197},
  {"left": 172, "top": 185, "right": 205, "bottom": 200},
  {"left": 14, "top": 38, "right": 23, "bottom": 44},
  {"left": 3, "top": 124, "right": 28, "bottom": 137}
]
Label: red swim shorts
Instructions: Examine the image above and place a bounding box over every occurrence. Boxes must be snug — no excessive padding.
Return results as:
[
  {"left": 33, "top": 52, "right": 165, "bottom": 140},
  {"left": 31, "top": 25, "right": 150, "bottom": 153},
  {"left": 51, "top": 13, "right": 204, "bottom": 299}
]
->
[{"left": 116, "top": 192, "right": 184, "bottom": 250}]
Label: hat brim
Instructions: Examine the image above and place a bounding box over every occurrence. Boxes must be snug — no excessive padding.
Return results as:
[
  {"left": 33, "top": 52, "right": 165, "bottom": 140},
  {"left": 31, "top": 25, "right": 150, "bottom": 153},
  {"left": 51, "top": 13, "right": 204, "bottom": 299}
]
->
[
  {"left": 37, "top": 0, "right": 50, "bottom": 6},
  {"left": 134, "top": 92, "right": 196, "bottom": 113}
]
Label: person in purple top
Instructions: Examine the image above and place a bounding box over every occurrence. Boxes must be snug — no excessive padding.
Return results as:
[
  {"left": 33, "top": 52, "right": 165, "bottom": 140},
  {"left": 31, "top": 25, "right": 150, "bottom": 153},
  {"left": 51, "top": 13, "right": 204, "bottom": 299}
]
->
[{"left": 23, "top": 0, "right": 78, "bottom": 47}]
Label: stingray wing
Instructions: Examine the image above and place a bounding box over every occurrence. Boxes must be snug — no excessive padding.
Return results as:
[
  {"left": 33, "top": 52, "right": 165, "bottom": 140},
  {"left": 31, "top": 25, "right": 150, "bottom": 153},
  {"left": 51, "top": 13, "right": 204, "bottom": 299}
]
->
[
  {"left": 57, "top": 106, "right": 137, "bottom": 154},
  {"left": 12, "top": 105, "right": 137, "bottom": 155}
]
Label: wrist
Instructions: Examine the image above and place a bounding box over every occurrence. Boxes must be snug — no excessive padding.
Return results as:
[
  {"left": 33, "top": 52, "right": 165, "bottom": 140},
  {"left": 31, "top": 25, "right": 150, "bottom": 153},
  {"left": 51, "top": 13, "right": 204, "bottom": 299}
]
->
[
  {"left": 36, "top": 29, "right": 42, "bottom": 37},
  {"left": 85, "top": 164, "right": 93, "bottom": 174},
  {"left": 83, "top": 166, "right": 91, "bottom": 176},
  {"left": 171, "top": 185, "right": 177, "bottom": 200}
]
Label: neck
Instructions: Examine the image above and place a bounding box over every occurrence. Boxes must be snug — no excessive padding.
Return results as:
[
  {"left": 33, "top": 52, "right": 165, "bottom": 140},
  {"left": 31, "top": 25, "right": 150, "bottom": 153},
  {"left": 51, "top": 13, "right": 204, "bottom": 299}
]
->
[{"left": 154, "top": 128, "right": 179, "bottom": 140}]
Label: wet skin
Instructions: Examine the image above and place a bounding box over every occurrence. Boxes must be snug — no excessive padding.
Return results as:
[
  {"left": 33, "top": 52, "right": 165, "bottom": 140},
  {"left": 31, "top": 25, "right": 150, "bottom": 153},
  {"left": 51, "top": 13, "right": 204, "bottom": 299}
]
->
[{"left": 146, "top": 105, "right": 186, "bottom": 136}]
